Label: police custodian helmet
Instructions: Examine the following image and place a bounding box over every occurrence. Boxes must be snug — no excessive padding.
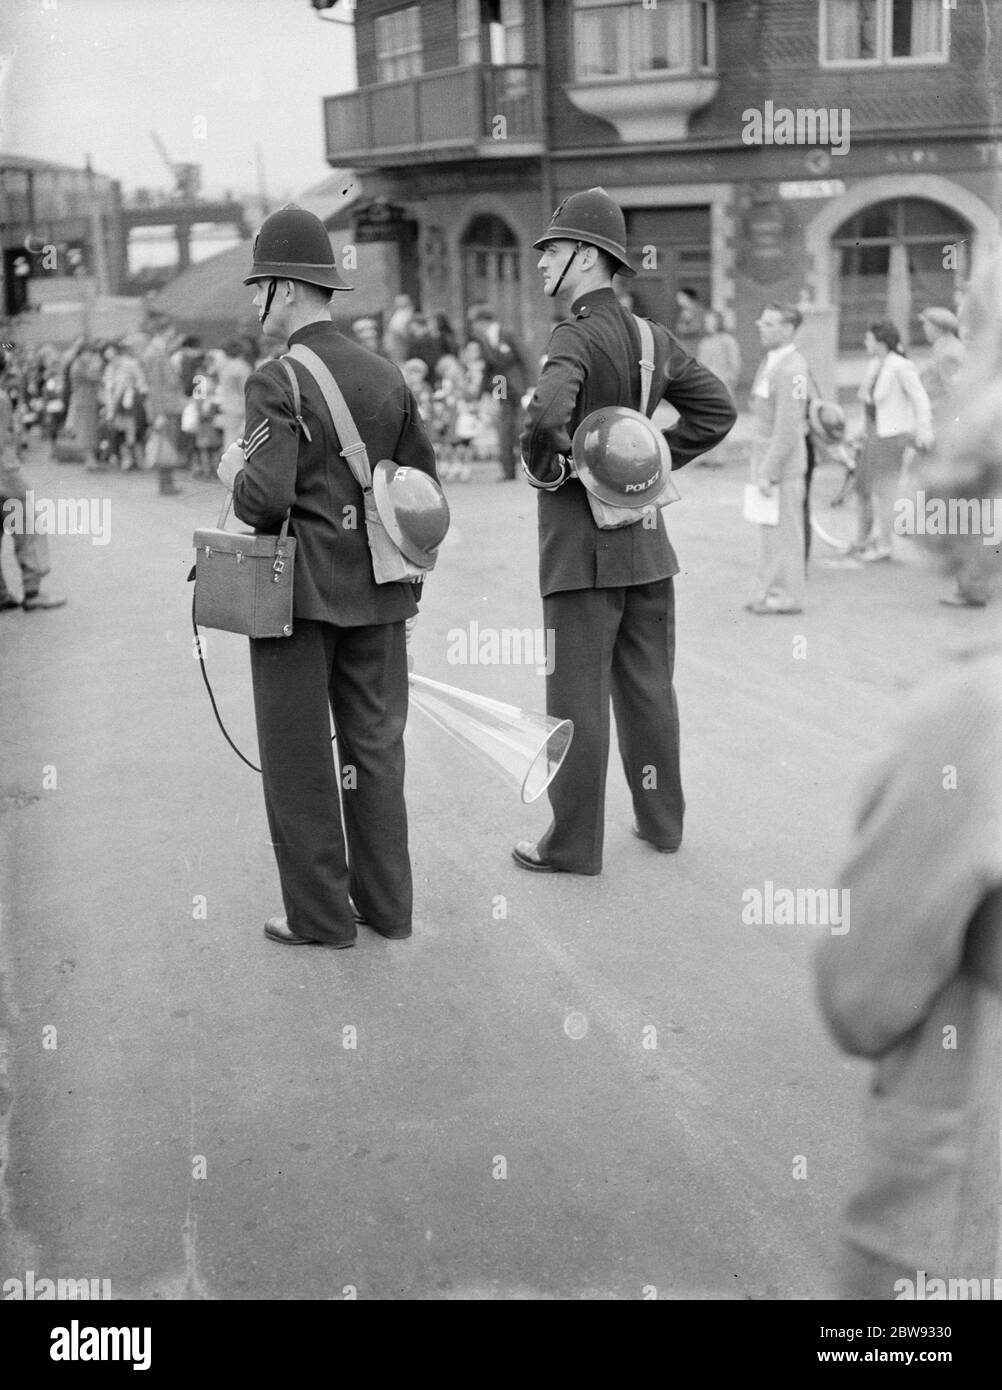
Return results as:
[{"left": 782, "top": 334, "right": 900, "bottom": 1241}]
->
[
  {"left": 533, "top": 187, "right": 636, "bottom": 279},
  {"left": 243, "top": 203, "right": 352, "bottom": 292}
]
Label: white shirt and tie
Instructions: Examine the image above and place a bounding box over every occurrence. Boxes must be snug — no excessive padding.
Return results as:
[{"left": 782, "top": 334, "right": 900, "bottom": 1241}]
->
[{"left": 751, "top": 341, "right": 798, "bottom": 399}]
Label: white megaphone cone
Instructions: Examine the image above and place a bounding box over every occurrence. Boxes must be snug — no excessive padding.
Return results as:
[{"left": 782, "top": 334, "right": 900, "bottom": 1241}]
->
[{"left": 408, "top": 674, "right": 573, "bottom": 804}]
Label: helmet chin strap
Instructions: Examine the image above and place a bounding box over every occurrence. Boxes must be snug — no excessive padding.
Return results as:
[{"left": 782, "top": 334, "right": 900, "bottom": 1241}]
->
[
  {"left": 549, "top": 242, "right": 583, "bottom": 298},
  {"left": 259, "top": 277, "right": 279, "bottom": 327}
]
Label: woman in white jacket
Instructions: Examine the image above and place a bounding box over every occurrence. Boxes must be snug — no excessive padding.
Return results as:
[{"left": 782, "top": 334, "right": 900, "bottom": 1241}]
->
[{"left": 855, "top": 321, "right": 934, "bottom": 561}]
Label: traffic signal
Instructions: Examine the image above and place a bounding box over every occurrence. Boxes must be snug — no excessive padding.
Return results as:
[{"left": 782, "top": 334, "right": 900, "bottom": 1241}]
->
[{"left": 3, "top": 248, "right": 30, "bottom": 315}]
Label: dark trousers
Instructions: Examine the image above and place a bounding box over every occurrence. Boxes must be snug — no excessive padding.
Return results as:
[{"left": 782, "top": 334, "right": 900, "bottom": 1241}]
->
[
  {"left": 157, "top": 415, "right": 183, "bottom": 493},
  {"left": 804, "top": 431, "right": 816, "bottom": 562},
  {"left": 539, "top": 579, "right": 684, "bottom": 874},
  {"left": 249, "top": 617, "right": 411, "bottom": 942},
  {"left": 498, "top": 402, "right": 520, "bottom": 479},
  {"left": 0, "top": 464, "right": 51, "bottom": 600}
]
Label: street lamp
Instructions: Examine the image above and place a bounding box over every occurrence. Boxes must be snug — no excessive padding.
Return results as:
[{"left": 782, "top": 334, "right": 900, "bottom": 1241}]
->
[{"left": 310, "top": 0, "right": 355, "bottom": 23}]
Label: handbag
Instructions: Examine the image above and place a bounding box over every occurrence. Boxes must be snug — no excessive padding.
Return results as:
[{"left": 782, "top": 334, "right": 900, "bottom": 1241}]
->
[
  {"left": 283, "top": 343, "right": 440, "bottom": 584},
  {"left": 581, "top": 315, "right": 680, "bottom": 530},
  {"left": 191, "top": 483, "right": 296, "bottom": 639},
  {"left": 145, "top": 424, "right": 180, "bottom": 470}
]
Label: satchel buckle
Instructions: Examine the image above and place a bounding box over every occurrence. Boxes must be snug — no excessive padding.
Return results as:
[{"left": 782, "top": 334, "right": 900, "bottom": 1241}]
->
[
  {"left": 236, "top": 551, "right": 244, "bottom": 564},
  {"left": 272, "top": 556, "right": 286, "bottom": 582}
]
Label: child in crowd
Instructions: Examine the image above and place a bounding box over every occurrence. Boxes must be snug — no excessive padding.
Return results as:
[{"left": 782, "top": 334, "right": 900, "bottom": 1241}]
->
[
  {"left": 430, "top": 354, "right": 471, "bottom": 482},
  {"left": 402, "top": 357, "right": 434, "bottom": 424}
]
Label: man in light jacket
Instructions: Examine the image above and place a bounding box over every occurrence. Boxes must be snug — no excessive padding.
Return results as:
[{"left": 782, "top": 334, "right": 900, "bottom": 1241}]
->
[{"left": 746, "top": 302, "right": 810, "bottom": 614}]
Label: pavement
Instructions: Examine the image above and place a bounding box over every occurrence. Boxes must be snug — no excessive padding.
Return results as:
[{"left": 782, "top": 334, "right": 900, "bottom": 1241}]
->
[{"left": 0, "top": 438, "right": 995, "bottom": 1301}]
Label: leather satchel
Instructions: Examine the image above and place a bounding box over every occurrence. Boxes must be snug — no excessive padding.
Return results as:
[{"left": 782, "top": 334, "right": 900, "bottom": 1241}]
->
[
  {"left": 190, "top": 359, "right": 316, "bottom": 639},
  {"left": 192, "top": 485, "right": 295, "bottom": 639},
  {"left": 582, "top": 314, "right": 680, "bottom": 530},
  {"left": 283, "top": 343, "right": 437, "bottom": 585}
]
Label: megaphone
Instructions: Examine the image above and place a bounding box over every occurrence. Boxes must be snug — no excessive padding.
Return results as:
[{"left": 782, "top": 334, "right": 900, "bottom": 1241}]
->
[{"left": 408, "top": 674, "right": 573, "bottom": 804}]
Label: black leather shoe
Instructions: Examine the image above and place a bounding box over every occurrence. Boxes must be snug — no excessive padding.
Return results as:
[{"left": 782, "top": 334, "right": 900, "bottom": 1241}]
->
[
  {"left": 22, "top": 591, "right": 67, "bottom": 610},
  {"left": 632, "top": 824, "right": 681, "bottom": 854},
  {"left": 744, "top": 600, "right": 803, "bottom": 615},
  {"left": 511, "top": 840, "right": 575, "bottom": 873},
  {"left": 264, "top": 916, "right": 355, "bottom": 948},
  {"left": 939, "top": 594, "right": 988, "bottom": 609},
  {"left": 348, "top": 898, "right": 411, "bottom": 939}
]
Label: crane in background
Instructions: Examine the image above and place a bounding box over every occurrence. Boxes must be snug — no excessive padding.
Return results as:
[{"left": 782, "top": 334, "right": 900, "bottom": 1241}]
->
[{"left": 149, "top": 131, "right": 201, "bottom": 202}]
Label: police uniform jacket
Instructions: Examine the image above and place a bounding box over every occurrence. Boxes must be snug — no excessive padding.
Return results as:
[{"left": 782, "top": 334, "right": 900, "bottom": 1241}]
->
[
  {"left": 520, "top": 287, "right": 737, "bottom": 597},
  {"left": 232, "top": 320, "right": 437, "bottom": 627}
]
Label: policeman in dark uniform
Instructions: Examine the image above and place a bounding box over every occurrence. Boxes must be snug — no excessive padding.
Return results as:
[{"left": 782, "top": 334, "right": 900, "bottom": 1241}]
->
[
  {"left": 217, "top": 205, "right": 439, "bottom": 945},
  {"left": 514, "top": 188, "right": 736, "bottom": 875}
]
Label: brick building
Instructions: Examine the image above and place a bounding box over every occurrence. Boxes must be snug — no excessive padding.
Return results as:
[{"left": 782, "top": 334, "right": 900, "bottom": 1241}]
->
[
  {"left": 321, "top": 0, "right": 1001, "bottom": 386},
  {"left": 0, "top": 155, "right": 126, "bottom": 319}
]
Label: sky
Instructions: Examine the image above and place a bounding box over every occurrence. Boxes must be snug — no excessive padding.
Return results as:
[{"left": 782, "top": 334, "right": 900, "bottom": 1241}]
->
[{"left": 0, "top": 0, "right": 358, "bottom": 201}]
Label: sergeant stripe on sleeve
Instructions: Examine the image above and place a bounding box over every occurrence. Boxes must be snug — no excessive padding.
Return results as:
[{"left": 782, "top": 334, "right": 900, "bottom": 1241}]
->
[{"left": 242, "top": 421, "right": 270, "bottom": 460}]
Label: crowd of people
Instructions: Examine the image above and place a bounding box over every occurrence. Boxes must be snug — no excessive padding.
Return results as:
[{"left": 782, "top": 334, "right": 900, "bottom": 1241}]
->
[
  {"left": 744, "top": 294, "right": 986, "bottom": 612},
  {"left": 2, "top": 322, "right": 271, "bottom": 494},
  {"left": 1, "top": 282, "right": 987, "bottom": 617},
  {"left": 0, "top": 294, "right": 533, "bottom": 491},
  {"left": 348, "top": 295, "right": 531, "bottom": 482}
]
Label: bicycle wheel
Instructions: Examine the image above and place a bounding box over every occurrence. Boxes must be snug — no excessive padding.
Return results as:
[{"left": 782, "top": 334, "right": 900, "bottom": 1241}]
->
[{"left": 809, "top": 458, "right": 858, "bottom": 557}]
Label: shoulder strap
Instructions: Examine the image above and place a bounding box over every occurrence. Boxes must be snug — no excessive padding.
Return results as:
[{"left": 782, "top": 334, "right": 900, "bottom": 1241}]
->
[
  {"left": 284, "top": 343, "right": 372, "bottom": 490},
  {"left": 632, "top": 315, "right": 657, "bottom": 417},
  {"left": 276, "top": 357, "right": 313, "bottom": 443}
]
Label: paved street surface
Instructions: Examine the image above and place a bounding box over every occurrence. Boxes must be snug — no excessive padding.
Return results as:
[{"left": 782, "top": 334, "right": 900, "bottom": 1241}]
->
[{"left": 1, "top": 440, "right": 993, "bottom": 1301}]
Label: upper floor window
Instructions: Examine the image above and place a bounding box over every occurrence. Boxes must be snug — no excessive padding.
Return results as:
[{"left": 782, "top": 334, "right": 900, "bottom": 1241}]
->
[
  {"left": 457, "top": 0, "right": 525, "bottom": 67},
  {"left": 820, "top": 0, "right": 948, "bottom": 66},
  {"left": 375, "top": 6, "right": 423, "bottom": 83},
  {"left": 573, "top": 0, "right": 715, "bottom": 81}
]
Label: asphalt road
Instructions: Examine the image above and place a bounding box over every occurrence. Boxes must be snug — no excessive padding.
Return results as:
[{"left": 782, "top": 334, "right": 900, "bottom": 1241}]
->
[{"left": 1, "top": 441, "right": 994, "bottom": 1300}]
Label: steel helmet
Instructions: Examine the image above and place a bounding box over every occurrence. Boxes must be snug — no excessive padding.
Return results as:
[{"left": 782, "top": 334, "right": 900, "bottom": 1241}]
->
[
  {"left": 571, "top": 407, "right": 672, "bottom": 507},
  {"left": 372, "top": 460, "right": 451, "bottom": 566},
  {"left": 808, "top": 399, "right": 846, "bottom": 442},
  {"left": 243, "top": 203, "right": 352, "bottom": 291},
  {"left": 533, "top": 187, "right": 635, "bottom": 278}
]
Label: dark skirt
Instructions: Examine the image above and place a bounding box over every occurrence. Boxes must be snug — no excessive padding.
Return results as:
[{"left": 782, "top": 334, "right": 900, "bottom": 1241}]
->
[{"left": 865, "top": 431, "right": 910, "bottom": 477}]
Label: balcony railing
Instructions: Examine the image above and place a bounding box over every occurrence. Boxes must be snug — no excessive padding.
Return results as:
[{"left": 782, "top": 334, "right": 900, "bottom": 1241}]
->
[{"left": 324, "top": 65, "right": 544, "bottom": 165}]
